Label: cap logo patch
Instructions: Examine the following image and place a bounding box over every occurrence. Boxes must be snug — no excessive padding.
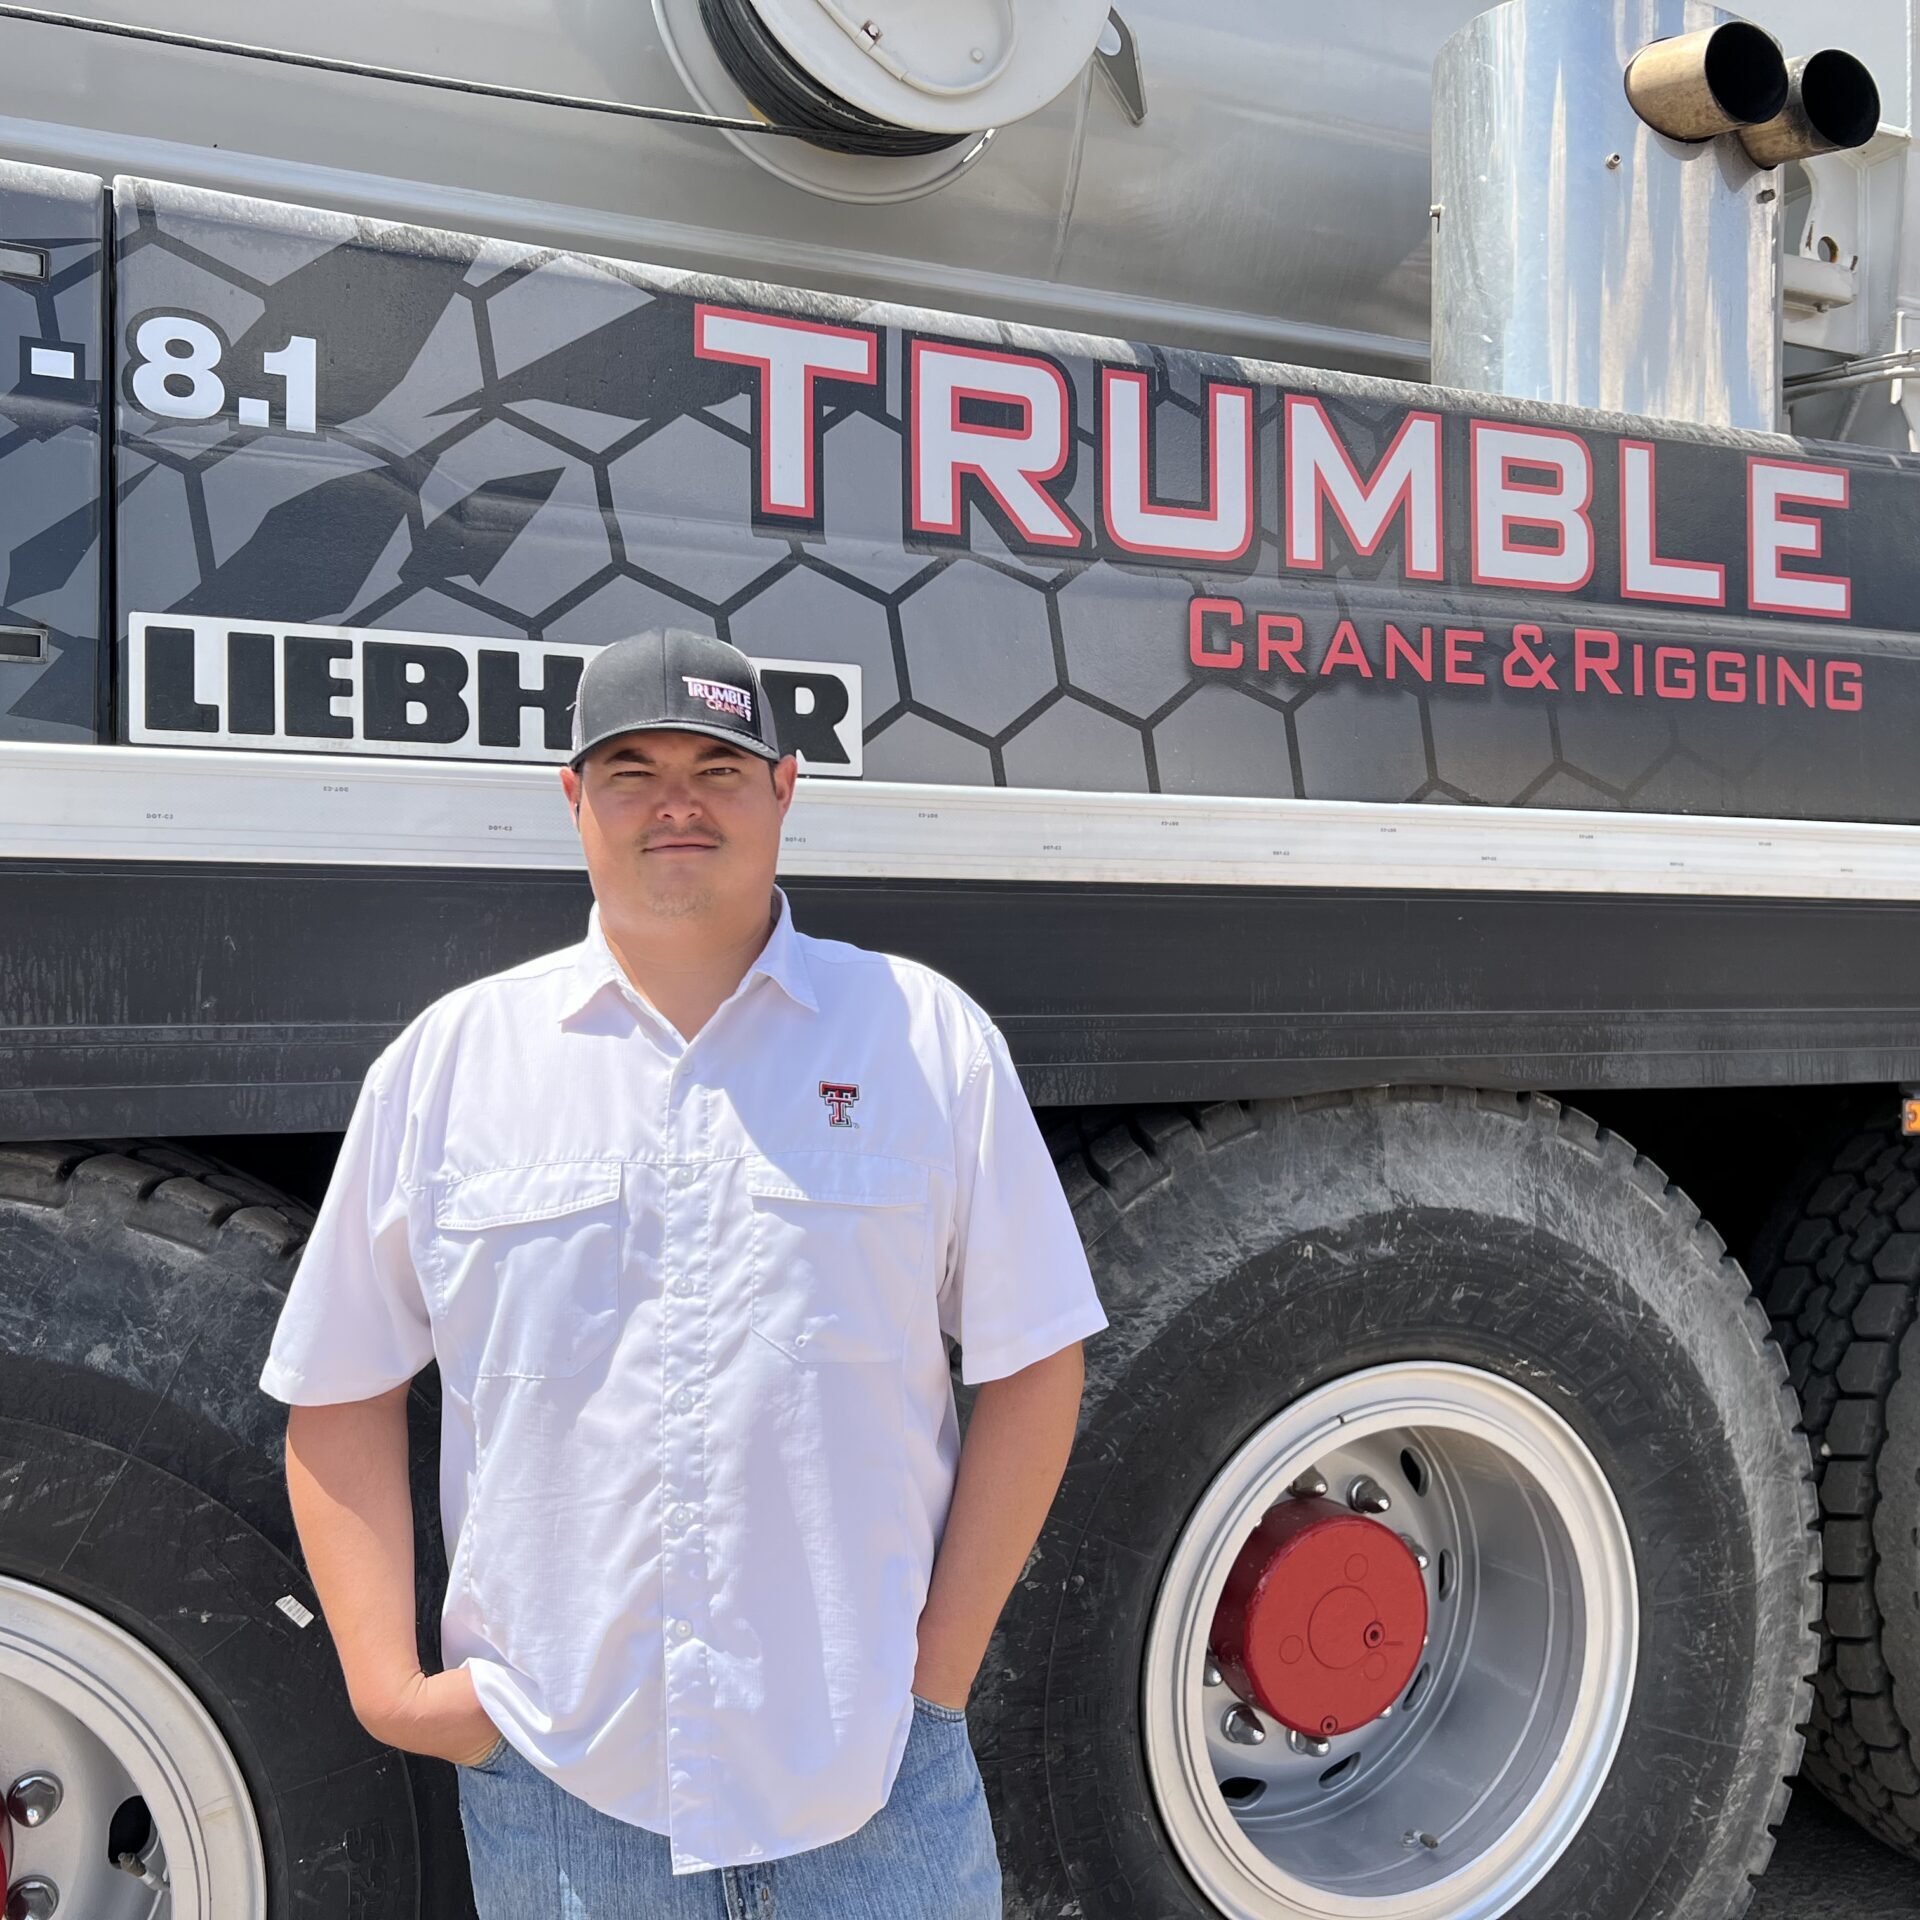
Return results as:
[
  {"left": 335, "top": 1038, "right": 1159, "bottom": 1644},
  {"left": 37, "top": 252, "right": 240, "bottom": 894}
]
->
[{"left": 683, "top": 675, "right": 754, "bottom": 723}]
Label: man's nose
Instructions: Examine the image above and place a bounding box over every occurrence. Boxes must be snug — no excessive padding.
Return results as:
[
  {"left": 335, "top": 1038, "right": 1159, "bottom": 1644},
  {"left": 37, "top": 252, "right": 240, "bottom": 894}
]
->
[{"left": 651, "top": 777, "right": 706, "bottom": 818}]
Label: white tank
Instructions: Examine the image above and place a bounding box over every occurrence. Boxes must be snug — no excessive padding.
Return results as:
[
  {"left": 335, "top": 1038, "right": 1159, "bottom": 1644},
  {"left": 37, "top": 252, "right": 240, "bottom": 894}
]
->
[{"left": 0, "top": 0, "right": 1905, "bottom": 375}]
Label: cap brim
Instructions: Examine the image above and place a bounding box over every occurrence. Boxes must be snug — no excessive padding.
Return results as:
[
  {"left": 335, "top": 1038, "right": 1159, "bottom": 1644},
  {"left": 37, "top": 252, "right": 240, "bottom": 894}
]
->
[{"left": 569, "top": 718, "right": 785, "bottom": 769}]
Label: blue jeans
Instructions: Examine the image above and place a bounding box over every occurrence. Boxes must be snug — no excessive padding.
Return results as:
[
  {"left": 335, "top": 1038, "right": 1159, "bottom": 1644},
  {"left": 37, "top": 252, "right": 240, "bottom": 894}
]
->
[{"left": 455, "top": 1694, "right": 1003, "bottom": 1918}]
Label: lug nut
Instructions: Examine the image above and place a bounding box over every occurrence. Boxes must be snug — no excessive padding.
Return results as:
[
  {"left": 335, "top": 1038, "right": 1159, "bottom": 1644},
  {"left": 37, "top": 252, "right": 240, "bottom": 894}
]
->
[
  {"left": 7, "top": 1877, "right": 59, "bottom": 1920},
  {"left": 1289, "top": 1467, "right": 1328, "bottom": 1499},
  {"left": 1203, "top": 1656, "right": 1223, "bottom": 1688},
  {"left": 1398, "top": 1533, "right": 1431, "bottom": 1570},
  {"left": 1221, "top": 1704, "right": 1266, "bottom": 1746},
  {"left": 1287, "top": 1727, "right": 1332, "bottom": 1757},
  {"left": 6, "top": 1773, "right": 62, "bottom": 1828},
  {"left": 1348, "top": 1476, "right": 1392, "bottom": 1515}
]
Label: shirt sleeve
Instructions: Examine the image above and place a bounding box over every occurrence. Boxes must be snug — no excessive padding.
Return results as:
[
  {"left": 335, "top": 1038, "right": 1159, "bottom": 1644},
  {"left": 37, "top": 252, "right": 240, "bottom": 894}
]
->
[
  {"left": 257, "top": 1056, "right": 434, "bottom": 1404},
  {"left": 938, "top": 1024, "right": 1108, "bottom": 1385}
]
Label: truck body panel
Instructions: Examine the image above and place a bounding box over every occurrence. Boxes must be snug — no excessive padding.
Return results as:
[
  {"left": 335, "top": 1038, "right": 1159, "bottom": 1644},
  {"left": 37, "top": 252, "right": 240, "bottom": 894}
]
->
[
  {"left": 0, "top": 160, "right": 104, "bottom": 744},
  {"left": 99, "top": 175, "right": 1916, "bottom": 823},
  {"left": 3, "top": 164, "right": 1919, "bottom": 1132}
]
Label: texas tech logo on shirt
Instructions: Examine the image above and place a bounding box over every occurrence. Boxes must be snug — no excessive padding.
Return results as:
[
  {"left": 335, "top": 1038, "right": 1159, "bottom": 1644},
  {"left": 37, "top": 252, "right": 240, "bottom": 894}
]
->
[{"left": 820, "top": 1081, "right": 860, "bottom": 1127}]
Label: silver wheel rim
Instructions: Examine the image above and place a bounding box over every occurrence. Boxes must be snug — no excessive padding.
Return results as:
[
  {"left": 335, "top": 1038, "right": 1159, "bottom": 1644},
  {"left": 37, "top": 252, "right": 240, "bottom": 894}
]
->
[
  {"left": 0, "top": 1575, "right": 267, "bottom": 1919},
  {"left": 1142, "top": 1364, "right": 1637, "bottom": 1919}
]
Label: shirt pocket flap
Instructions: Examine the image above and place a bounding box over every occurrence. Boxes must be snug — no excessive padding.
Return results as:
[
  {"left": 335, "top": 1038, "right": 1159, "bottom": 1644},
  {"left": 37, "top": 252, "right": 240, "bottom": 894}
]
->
[
  {"left": 745, "top": 1153, "right": 931, "bottom": 1363},
  {"left": 432, "top": 1162, "right": 623, "bottom": 1232},
  {"left": 744, "top": 1152, "right": 929, "bottom": 1209},
  {"left": 426, "top": 1164, "right": 624, "bottom": 1382}
]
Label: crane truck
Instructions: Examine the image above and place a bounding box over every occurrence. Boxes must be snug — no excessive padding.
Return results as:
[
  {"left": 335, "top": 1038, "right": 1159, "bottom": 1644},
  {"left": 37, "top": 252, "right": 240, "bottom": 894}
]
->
[{"left": 2, "top": 1, "right": 1919, "bottom": 1916}]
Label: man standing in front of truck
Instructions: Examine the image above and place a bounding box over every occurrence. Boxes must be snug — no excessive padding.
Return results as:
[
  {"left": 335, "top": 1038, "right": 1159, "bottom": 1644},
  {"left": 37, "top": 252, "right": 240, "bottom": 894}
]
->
[{"left": 256, "top": 628, "right": 1107, "bottom": 1917}]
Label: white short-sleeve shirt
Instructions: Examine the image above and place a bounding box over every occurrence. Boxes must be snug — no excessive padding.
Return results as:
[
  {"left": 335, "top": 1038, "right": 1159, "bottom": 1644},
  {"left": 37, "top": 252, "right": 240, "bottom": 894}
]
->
[{"left": 257, "top": 887, "right": 1107, "bottom": 1873}]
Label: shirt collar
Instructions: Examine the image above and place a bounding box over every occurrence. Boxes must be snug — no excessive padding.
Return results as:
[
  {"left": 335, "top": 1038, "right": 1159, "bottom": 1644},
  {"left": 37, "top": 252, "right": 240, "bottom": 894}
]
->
[
  {"left": 746, "top": 887, "right": 818, "bottom": 1012},
  {"left": 559, "top": 887, "right": 817, "bottom": 1023}
]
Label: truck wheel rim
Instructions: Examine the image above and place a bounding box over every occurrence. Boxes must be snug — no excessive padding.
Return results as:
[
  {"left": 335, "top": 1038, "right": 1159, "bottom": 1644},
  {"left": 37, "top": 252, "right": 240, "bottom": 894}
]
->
[
  {"left": 0, "top": 1575, "right": 267, "bottom": 1920},
  {"left": 1141, "top": 1363, "right": 1637, "bottom": 1920}
]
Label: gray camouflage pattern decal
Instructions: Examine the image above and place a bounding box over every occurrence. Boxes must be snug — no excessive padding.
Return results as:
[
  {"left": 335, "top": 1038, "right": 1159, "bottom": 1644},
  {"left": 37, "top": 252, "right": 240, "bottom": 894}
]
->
[
  {"left": 0, "top": 161, "right": 103, "bottom": 743},
  {"left": 95, "top": 174, "right": 1913, "bottom": 819}
]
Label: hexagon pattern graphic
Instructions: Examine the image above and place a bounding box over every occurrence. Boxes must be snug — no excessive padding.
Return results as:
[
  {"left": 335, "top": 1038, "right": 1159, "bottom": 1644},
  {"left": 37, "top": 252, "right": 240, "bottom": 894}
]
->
[
  {"left": 79, "top": 173, "right": 1915, "bottom": 822},
  {"left": 0, "top": 162, "right": 105, "bottom": 741}
]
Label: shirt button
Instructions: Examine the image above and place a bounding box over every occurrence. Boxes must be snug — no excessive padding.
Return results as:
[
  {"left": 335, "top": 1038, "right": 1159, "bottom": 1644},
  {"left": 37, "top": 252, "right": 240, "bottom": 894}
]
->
[
  {"left": 668, "top": 1504, "right": 696, "bottom": 1530},
  {"left": 671, "top": 1387, "right": 697, "bottom": 1412},
  {"left": 671, "top": 1278, "right": 695, "bottom": 1297},
  {"left": 671, "top": 1619, "right": 692, "bottom": 1640}
]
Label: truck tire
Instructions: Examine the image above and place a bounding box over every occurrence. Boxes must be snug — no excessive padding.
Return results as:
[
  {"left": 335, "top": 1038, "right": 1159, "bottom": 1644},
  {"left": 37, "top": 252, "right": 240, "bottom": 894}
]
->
[
  {"left": 974, "top": 1089, "right": 1816, "bottom": 1920},
  {"left": 1755, "top": 1114, "right": 1920, "bottom": 1861},
  {"left": 0, "top": 1139, "right": 472, "bottom": 1920}
]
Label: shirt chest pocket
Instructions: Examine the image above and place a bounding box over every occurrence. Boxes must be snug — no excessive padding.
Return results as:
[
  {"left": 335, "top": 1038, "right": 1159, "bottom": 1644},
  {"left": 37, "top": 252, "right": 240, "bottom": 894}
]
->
[
  {"left": 746, "top": 1152, "right": 931, "bottom": 1365},
  {"left": 425, "top": 1163, "right": 623, "bottom": 1383}
]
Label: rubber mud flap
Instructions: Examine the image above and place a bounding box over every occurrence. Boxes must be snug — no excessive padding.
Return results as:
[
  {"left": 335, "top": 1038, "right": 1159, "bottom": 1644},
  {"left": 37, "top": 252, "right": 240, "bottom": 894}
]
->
[
  {"left": 0, "top": 1139, "right": 475, "bottom": 1920},
  {"left": 972, "top": 1089, "right": 1817, "bottom": 1920}
]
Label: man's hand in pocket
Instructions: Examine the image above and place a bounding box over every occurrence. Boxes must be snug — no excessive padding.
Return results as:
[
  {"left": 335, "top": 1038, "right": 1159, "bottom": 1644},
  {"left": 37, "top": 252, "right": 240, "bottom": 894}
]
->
[{"left": 359, "top": 1662, "right": 503, "bottom": 1766}]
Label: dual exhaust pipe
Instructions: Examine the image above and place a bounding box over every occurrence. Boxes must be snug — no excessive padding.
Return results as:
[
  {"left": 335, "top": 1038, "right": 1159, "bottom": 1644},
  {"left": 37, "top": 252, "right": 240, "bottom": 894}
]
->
[{"left": 1625, "top": 20, "right": 1879, "bottom": 165}]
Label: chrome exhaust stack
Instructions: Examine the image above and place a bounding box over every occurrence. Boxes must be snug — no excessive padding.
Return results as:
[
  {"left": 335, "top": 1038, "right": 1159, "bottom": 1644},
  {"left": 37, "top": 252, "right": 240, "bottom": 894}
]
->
[
  {"left": 1432, "top": 1, "right": 1783, "bottom": 431},
  {"left": 1624, "top": 21, "right": 1787, "bottom": 141},
  {"left": 1432, "top": 2, "right": 1885, "bottom": 433},
  {"left": 1739, "top": 49, "right": 1881, "bottom": 166}
]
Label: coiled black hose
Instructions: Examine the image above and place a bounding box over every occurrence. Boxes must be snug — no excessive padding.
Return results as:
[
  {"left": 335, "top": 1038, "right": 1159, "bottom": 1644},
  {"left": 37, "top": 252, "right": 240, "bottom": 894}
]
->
[{"left": 699, "top": 0, "right": 968, "bottom": 156}]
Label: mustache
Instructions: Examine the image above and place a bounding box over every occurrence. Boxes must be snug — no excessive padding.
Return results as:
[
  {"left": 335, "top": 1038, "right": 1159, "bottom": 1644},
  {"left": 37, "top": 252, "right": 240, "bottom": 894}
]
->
[{"left": 640, "top": 827, "right": 725, "bottom": 849}]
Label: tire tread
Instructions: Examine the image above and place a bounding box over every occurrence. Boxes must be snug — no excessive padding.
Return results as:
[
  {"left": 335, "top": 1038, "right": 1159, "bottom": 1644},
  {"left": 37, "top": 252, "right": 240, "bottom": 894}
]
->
[
  {"left": 1, "top": 1137, "right": 313, "bottom": 1268},
  {"left": 1762, "top": 1118, "right": 1920, "bottom": 1859}
]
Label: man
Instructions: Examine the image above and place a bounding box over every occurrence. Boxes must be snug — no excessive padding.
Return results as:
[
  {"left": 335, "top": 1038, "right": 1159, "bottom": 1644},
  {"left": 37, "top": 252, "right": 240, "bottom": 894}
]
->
[{"left": 257, "top": 628, "right": 1107, "bottom": 1918}]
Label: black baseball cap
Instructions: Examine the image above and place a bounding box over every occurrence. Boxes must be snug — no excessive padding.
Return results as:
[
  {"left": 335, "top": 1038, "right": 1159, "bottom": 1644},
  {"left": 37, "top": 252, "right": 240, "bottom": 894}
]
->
[{"left": 567, "top": 628, "right": 783, "bottom": 770}]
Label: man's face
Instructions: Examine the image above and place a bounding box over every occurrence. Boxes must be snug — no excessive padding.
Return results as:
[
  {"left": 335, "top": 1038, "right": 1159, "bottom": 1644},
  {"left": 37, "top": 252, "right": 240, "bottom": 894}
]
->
[{"left": 560, "top": 729, "right": 797, "bottom": 923}]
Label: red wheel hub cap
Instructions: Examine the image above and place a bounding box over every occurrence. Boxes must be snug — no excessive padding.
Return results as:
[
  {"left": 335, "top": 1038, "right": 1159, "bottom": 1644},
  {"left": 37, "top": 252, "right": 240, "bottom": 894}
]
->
[{"left": 1209, "top": 1496, "right": 1428, "bottom": 1737}]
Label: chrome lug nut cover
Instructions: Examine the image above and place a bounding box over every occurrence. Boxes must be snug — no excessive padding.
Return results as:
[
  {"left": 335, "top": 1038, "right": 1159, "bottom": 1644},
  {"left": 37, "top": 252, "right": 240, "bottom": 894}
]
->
[
  {"left": 5, "top": 1774, "right": 61, "bottom": 1828},
  {"left": 6, "top": 1877, "right": 60, "bottom": 1920}
]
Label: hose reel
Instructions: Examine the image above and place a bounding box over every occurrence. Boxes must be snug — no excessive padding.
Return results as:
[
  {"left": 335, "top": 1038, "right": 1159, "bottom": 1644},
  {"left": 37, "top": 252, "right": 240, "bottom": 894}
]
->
[
  {"left": 663, "top": 0, "right": 1112, "bottom": 196},
  {"left": 698, "top": 0, "right": 969, "bottom": 156}
]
